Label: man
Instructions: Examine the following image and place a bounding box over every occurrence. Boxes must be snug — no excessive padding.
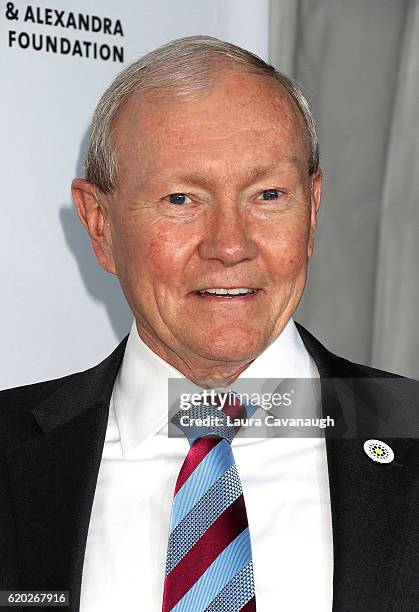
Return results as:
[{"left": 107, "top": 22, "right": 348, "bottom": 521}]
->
[{"left": 1, "top": 36, "right": 418, "bottom": 612}]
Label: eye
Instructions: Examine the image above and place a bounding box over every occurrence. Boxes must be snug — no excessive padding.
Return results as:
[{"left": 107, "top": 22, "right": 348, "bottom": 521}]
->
[
  {"left": 259, "top": 189, "right": 282, "bottom": 201},
  {"left": 164, "top": 193, "right": 192, "bottom": 205}
]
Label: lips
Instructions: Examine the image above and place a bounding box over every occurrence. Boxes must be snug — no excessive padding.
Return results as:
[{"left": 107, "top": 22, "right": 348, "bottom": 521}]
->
[
  {"left": 198, "top": 288, "right": 256, "bottom": 296},
  {"left": 192, "top": 287, "right": 260, "bottom": 300}
]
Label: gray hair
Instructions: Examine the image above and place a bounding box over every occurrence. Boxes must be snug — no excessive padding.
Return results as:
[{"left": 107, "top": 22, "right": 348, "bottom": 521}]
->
[{"left": 85, "top": 35, "right": 319, "bottom": 193}]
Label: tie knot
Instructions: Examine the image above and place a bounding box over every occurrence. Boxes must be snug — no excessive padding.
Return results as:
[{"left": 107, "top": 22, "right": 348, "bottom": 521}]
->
[{"left": 171, "top": 390, "right": 248, "bottom": 446}]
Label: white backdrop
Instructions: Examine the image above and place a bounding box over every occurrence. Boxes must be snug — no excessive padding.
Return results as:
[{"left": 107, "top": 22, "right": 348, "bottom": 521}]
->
[{"left": 1, "top": 0, "right": 270, "bottom": 388}]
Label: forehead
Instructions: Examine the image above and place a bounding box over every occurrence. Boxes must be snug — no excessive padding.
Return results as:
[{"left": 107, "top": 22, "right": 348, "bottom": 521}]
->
[{"left": 112, "top": 72, "right": 307, "bottom": 178}]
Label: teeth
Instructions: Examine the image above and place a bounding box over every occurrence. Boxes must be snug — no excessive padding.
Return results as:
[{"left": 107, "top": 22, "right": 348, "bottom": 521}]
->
[{"left": 198, "top": 288, "right": 255, "bottom": 296}]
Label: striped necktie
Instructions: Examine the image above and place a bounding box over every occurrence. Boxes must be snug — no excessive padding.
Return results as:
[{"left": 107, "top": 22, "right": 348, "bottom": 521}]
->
[{"left": 162, "top": 392, "right": 257, "bottom": 612}]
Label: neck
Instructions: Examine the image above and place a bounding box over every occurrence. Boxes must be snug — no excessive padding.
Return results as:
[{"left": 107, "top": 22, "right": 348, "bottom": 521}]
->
[{"left": 135, "top": 322, "right": 257, "bottom": 388}]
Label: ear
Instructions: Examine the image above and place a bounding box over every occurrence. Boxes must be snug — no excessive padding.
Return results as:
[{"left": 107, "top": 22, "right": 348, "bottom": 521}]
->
[
  {"left": 71, "top": 178, "right": 116, "bottom": 274},
  {"left": 307, "top": 168, "right": 322, "bottom": 258}
]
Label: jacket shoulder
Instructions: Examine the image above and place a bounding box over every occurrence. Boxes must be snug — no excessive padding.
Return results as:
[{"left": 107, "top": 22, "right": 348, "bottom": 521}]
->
[
  {"left": 0, "top": 371, "right": 85, "bottom": 448},
  {"left": 335, "top": 356, "right": 406, "bottom": 379},
  {"left": 0, "top": 334, "right": 129, "bottom": 446},
  {"left": 295, "top": 321, "right": 411, "bottom": 380},
  {"left": 0, "top": 372, "right": 78, "bottom": 413}
]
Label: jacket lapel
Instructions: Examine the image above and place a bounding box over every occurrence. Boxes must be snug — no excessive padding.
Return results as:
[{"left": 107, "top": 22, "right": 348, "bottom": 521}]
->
[
  {"left": 5, "top": 336, "right": 128, "bottom": 611},
  {"left": 296, "top": 323, "right": 418, "bottom": 610}
]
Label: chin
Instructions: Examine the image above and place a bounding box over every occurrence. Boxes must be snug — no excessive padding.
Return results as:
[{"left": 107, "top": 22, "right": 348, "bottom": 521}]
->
[{"left": 191, "top": 331, "right": 266, "bottom": 364}]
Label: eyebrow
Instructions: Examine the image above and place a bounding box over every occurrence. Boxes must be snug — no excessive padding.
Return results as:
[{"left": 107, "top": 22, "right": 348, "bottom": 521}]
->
[{"left": 174, "top": 159, "right": 299, "bottom": 189}]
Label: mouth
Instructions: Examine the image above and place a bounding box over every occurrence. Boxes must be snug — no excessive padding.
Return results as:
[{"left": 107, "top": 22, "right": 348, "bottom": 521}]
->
[{"left": 192, "top": 287, "right": 261, "bottom": 301}]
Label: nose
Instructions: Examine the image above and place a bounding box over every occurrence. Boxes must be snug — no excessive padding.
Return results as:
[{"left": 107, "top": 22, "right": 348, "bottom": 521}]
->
[{"left": 198, "top": 198, "right": 259, "bottom": 266}]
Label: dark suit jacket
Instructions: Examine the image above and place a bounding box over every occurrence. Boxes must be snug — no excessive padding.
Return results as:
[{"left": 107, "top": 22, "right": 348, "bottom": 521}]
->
[{"left": 1, "top": 324, "right": 418, "bottom": 611}]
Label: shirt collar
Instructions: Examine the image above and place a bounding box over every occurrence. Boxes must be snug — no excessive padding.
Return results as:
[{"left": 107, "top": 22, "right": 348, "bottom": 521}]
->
[{"left": 113, "top": 318, "right": 318, "bottom": 458}]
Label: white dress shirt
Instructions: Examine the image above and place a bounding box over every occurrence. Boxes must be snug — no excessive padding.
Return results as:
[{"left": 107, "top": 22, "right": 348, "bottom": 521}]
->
[{"left": 79, "top": 319, "right": 333, "bottom": 611}]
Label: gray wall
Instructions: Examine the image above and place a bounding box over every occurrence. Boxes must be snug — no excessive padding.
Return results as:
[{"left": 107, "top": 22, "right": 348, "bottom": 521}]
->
[{"left": 270, "top": 0, "right": 419, "bottom": 378}]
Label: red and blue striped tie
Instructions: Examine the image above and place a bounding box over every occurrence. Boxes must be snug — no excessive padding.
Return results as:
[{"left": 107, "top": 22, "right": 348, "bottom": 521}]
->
[{"left": 162, "top": 393, "right": 257, "bottom": 611}]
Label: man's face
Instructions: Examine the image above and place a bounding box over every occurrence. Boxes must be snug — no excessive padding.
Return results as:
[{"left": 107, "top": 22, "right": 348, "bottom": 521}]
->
[{"left": 97, "top": 72, "right": 321, "bottom": 368}]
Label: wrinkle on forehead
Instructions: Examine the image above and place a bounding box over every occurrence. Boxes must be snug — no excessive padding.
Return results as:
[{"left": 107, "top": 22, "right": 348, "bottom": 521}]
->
[
  {"left": 138, "top": 157, "right": 302, "bottom": 186},
  {"left": 158, "top": 122, "right": 295, "bottom": 138},
  {"left": 140, "top": 127, "right": 298, "bottom": 159}
]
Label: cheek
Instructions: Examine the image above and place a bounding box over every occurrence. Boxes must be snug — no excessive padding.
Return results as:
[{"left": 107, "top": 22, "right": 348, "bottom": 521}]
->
[
  {"left": 262, "top": 223, "right": 310, "bottom": 280},
  {"left": 118, "top": 218, "right": 195, "bottom": 288},
  {"left": 147, "top": 234, "right": 183, "bottom": 282}
]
